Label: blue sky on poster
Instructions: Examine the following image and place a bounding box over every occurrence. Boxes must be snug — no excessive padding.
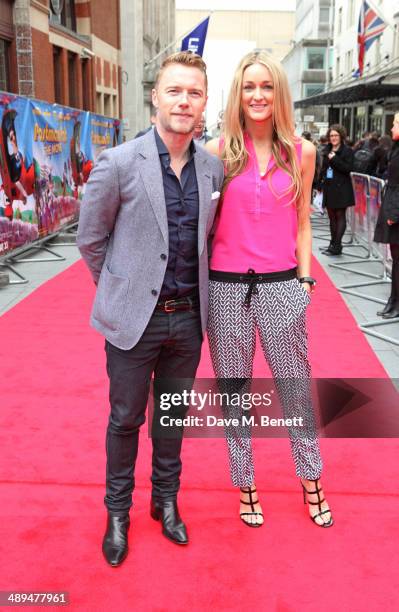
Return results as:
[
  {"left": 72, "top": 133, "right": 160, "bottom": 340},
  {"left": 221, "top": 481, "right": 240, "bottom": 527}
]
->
[{"left": 176, "top": 0, "right": 296, "bottom": 10}]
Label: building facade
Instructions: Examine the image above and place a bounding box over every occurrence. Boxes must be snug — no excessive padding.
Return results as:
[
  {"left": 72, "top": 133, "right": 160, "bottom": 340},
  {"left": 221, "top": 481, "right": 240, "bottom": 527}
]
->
[
  {"left": 295, "top": 0, "right": 399, "bottom": 140},
  {"left": 120, "top": 0, "right": 175, "bottom": 139},
  {"left": 282, "top": 0, "right": 332, "bottom": 136},
  {"left": 0, "top": 0, "right": 121, "bottom": 117}
]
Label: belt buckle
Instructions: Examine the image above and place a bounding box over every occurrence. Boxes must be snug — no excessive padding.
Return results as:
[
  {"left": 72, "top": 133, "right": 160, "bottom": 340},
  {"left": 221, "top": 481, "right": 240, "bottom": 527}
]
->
[{"left": 164, "top": 299, "right": 176, "bottom": 312}]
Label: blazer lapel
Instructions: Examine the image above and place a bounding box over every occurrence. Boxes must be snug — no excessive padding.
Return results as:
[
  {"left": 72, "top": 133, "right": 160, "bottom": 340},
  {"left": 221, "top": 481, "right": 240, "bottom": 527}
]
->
[
  {"left": 137, "top": 131, "right": 168, "bottom": 245},
  {"left": 195, "top": 150, "right": 212, "bottom": 256}
]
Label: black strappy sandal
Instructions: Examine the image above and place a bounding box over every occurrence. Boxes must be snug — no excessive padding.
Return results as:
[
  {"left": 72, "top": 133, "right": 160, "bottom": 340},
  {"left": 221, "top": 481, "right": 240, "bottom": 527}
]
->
[
  {"left": 301, "top": 479, "right": 334, "bottom": 528},
  {"left": 239, "top": 486, "right": 264, "bottom": 528}
]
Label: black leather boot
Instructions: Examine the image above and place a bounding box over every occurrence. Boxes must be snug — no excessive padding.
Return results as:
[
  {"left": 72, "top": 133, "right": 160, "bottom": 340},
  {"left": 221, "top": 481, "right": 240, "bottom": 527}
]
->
[
  {"left": 323, "top": 244, "right": 342, "bottom": 256},
  {"left": 102, "top": 512, "right": 130, "bottom": 567},
  {"left": 382, "top": 304, "right": 399, "bottom": 319},
  {"left": 150, "top": 499, "right": 188, "bottom": 545},
  {"left": 377, "top": 297, "right": 395, "bottom": 316}
]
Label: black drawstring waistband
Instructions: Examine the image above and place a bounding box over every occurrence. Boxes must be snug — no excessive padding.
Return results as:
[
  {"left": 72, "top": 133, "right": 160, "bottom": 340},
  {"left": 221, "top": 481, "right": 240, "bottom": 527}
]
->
[
  {"left": 209, "top": 267, "right": 297, "bottom": 308},
  {"left": 244, "top": 269, "right": 258, "bottom": 307}
]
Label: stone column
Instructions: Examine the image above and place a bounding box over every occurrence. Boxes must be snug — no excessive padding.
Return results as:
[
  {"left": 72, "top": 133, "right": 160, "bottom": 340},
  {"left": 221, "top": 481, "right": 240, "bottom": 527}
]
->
[{"left": 13, "top": 0, "right": 35, "bottom": 97}]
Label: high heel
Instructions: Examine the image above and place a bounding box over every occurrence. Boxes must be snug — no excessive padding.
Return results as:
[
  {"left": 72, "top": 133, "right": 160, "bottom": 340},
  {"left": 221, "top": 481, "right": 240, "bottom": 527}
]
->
[
  {"left": 301, "top": 479, "right": 334, "bottom": 528},
  {"left": 239, "top": 487, "right": 264, "bottom": 528}
]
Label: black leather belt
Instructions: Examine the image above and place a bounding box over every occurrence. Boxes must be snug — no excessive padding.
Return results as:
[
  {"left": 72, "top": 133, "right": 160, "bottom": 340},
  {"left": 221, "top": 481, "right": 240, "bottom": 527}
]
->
[
  {"left": 155, "top": 295, "right": 199, "bottom": 313},
  {"left": 209, "top": 267, "right": 297, "bottom": 307}
]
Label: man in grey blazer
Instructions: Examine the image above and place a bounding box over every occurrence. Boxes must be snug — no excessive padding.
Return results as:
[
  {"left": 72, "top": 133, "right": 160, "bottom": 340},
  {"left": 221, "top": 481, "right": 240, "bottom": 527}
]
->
[{"left": 77, "top": 51, "right": 223, "bottom": 566}]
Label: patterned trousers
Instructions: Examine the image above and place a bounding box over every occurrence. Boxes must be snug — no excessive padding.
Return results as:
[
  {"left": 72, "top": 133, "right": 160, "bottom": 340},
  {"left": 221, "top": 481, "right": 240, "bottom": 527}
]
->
[{"left": 207, "top": 278, "right": 323, "bottom": 487}]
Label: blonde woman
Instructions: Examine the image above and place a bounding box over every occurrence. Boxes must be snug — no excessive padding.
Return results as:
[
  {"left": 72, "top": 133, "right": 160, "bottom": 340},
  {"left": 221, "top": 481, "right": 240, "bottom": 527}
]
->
[{"left": 206, "top": 52, "right": 333, "bottom": 528}]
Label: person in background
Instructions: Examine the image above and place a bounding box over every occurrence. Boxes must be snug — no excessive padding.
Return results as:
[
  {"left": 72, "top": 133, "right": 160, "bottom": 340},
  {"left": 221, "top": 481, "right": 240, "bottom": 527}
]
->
[
  {"left": 134, "top": 110, "right": 157, "bottom": 139},
  {"left": 302, "top": 131, "right": 321, "bottom": 188},
  {"left": 193, "top": 115, "right": 211, "bottom": 145},
  {"left": 353, "top": 131, "right": 379, "bottom": 175},
  {"left": 319, "top": 124, "right": 354, "bottom": 256},
  {"left": 372, "top": 135, "right": 392, "bottom": 180},
  {"left": 374, "top": 114, "right": 399, "bottom": 318}
]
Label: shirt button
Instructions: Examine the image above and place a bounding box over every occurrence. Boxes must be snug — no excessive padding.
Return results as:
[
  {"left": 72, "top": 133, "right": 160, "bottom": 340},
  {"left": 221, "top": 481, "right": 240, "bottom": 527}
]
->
[
  {"left": 151, "top": 289, "right": 158, "bottom": 296},
  {"left": 160, "top": 254, "right": 167, "bottom": 260}
]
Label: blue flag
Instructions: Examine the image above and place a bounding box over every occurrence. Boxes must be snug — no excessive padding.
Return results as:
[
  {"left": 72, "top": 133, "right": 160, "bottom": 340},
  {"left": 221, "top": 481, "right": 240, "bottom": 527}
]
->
[{"left": 181, "top": 17, "right": 210, "bottom": 57}]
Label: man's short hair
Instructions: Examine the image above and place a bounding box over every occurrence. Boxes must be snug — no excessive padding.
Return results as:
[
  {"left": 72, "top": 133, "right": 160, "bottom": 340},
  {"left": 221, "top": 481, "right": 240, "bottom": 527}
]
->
[{"left": 155, "top": 51, "right": 208, "bottom": 90}]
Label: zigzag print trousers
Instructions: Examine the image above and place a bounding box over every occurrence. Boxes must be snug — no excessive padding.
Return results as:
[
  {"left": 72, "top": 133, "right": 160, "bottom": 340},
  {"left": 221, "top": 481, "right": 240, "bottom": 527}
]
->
[{"left": 208, "top": 278, "right": 323, "bottom": 487}]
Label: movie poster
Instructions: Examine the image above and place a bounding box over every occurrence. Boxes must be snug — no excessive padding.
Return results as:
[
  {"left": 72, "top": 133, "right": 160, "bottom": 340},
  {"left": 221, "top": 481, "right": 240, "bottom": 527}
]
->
[
  {"left": 87, "top": 112, "right": 122, "bottom": 162},
  {"left": 31, "top": 101, "right": 91, "bottom": 239},
  {"left": 0, "top": 94, "right": 122, "bottom": 256},
  {"left": 0, "top": 94, "right": 36, "bottom": 256}
]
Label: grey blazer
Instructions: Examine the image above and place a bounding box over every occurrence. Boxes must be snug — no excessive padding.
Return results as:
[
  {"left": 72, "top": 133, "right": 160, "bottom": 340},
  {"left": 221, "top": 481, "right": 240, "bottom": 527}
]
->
[{"left": 77, "top": 129, "right": 224, "bottom": 350}]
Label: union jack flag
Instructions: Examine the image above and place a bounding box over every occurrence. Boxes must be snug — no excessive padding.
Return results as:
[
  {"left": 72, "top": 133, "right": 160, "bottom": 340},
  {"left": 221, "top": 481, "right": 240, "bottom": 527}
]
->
[{"left": 354, "top": 1, "right": 387, "bottom": 77}]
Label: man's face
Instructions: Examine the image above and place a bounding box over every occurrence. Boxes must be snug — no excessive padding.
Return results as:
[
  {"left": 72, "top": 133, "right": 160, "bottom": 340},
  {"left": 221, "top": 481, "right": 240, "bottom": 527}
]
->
[
  {"left": 391, "top": 117, "right": 399, "bottom": 141},
  {"left": 152, "top": 63, "right": 207, "bottom": 135},
  {"left": 193, "top": 118, "right": 205, "bottom": 138}
]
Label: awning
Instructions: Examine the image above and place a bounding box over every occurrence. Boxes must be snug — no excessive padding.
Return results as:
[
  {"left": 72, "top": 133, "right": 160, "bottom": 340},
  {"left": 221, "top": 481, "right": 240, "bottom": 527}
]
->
[{"left": 294, "top": 81, "right": 399, "bottom": 108}]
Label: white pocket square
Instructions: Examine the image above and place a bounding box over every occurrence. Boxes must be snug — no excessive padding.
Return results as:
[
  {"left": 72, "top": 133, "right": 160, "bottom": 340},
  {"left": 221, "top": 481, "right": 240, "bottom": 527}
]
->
[{"left": 211, "top": 191, "right": 220, "bottom": 200}]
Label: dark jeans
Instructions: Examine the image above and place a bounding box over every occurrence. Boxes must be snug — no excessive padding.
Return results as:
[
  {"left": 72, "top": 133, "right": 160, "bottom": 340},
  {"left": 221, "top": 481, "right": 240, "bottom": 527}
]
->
[
  {"left": 104, "top": 308, "right": 203, "bottom": 514},
  {"left": 327, "top": 207, "right": 347, "bottom": 250},
  {"left": 390, "top": 243, "right": 399, "bottom": 304}
]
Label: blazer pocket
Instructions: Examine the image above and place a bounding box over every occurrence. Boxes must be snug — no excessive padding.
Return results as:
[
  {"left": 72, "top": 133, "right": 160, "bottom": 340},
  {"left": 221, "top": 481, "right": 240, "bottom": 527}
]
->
[{"left": 93, "top": 265, "right": 130, "bottom": 331}]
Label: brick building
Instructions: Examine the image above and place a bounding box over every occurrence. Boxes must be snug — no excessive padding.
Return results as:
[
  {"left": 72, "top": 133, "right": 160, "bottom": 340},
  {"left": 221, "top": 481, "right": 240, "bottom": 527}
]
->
[{"left": 0, "top": 0, "right": 121, "bottom": 117}]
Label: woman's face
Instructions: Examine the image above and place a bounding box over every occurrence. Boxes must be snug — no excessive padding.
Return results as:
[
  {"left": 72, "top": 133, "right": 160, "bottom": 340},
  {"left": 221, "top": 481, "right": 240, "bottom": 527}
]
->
[
  {"left": 329, "top": 130, "right": 341, "bottom": 147},
  {"left": 241, "top": 63, "right": 274, "bottom": 124},
  {"left": 391, "top": 116, "right": 399, "bottom": 141}
]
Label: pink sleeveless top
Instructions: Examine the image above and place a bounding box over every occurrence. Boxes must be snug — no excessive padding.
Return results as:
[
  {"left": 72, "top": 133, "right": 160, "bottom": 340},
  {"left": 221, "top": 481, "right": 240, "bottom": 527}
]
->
[{"left": 210, "top": 134, "right": 301, "bottom": 273}]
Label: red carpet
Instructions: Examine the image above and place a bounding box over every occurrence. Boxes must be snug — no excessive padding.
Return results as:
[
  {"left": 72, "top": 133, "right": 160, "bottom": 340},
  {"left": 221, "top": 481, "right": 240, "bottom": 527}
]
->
[{"left": 0, "top": 258, "right": 398, "bottom": 611}]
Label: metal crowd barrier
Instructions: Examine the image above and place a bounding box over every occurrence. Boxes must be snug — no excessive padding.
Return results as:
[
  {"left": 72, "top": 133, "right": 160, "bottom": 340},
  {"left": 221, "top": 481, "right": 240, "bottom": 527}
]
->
[
  {"left": 0, "top": 222, "right": 77, "bottom": 286},
  {"left": 322, "top": 173, "right": 397, "bottom": 346},
  {"left": 327, "top": 174, "right": 387, "bottom": 279},
  {"left": 334, "top": 174, "right": 391, "bottom": 299}
]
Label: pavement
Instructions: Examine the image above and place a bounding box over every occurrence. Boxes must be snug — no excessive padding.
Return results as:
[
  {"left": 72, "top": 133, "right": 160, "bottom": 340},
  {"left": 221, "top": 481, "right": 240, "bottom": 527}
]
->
[{"left": 1, "top": 217, "right": 398, "bottom": 377}]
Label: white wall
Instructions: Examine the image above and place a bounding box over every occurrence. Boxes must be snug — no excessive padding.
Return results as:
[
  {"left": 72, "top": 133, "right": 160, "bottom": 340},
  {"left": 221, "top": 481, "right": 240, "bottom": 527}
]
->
[{"left": 202, "top": 39, "right": 256, "bottom": 131}]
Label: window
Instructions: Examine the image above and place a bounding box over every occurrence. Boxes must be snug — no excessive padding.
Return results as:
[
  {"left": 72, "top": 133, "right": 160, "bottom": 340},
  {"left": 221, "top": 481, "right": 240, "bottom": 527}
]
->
[
  {"left": 319, "top": 7, "right": 329, "bottom": 23},
  {"left": 336, "top": 56, "right": 340, "bottom": 78},
  {"left": 68, "top": 52, "right": 77, "bottom": 108},
  {"left": 96, "top": 92, "right": 103, "bottom": 115},
  {"left": 104, "top": 94, "right": 111, "bottom": 117},
  {"left": 347, "top": 0, "right": 355, "bottom": 28},
  {"left": 338, "top": 7, "right": 343, "bottom": 35},
  {"left": 50, "top": 0, "right": 77, "bottom": 32},
  {"left": 345, "top": 50, "right": 353, "bottom": 74},
  {"left": 354, "top": 106, "right": 367, "bottom": 141},
  {"left": 0, "top": 39, "right": 10, "bottom": 92},
  {"left": 53, "top": 46, "right": 63, "bottom": 103},
  {"left": 304, "top": 84, "right": 324, "bottom": 98},
  {"left": 306, "top": 48, "right": 325, "bottom": 70},
  {"left": 375, "top": 37, "right": 381, "bottom": 66},
  {"left": 81, "top": 59, "right": 91, "bottom": 111}
]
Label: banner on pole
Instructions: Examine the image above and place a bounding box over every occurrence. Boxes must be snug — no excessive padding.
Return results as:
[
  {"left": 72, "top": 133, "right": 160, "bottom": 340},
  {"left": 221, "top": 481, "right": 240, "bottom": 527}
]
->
[
  {"left": 181, "top": 17, "right": 210, "bottom": 56},
  {"left": 354, "top": 1, "right": 387, "bottom": 78}
]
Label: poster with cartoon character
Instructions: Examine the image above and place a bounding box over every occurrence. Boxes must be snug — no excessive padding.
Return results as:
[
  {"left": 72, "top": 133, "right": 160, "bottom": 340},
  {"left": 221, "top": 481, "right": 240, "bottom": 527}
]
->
[
  {"left": 0, "top": 95, "right": 37, "bottom": 255},
  {"left": 0, "top": 94, "right": 122, "bottom": 257}
]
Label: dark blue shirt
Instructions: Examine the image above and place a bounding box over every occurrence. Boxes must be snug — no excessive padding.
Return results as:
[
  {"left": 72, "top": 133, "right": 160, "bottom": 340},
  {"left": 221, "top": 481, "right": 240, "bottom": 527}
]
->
[{"left": 155, "top": 128, "right": 199, "bottom": 299}]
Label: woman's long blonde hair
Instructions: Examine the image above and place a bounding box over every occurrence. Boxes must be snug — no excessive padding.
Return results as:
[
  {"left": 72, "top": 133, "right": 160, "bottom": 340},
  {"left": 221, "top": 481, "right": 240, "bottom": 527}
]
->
[{"left": 222, "top": 51, "right": 302, "bottom": 206}]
